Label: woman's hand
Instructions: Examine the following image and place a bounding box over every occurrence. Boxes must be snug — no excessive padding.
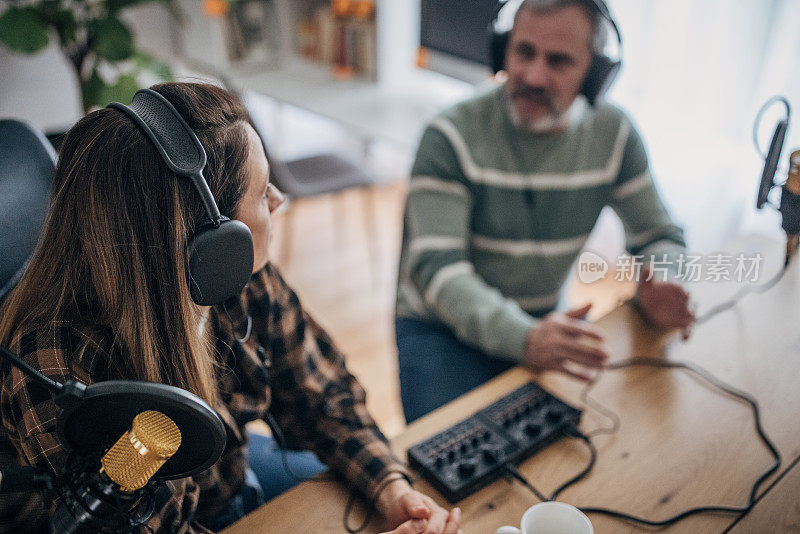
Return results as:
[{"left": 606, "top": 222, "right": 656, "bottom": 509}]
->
[{"left": 376, "top": 477, "right": 462, "bottom": 534}]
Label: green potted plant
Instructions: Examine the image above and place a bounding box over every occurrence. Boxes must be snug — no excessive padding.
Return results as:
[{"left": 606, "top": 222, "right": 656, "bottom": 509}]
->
[{"left": 0, "top": 0, "right": 178, "bottom": 113}]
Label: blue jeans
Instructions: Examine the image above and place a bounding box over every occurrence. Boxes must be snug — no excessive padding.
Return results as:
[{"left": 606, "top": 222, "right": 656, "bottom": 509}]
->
[
  {"left": 396, "top": 318, "right": 515, "bottom": 423},
  {"left": 201, "top": 432, "right": 327, "bottom": 531}
]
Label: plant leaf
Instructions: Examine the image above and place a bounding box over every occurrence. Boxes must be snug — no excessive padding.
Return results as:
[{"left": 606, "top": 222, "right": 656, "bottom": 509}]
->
[
  {"left": 98, "top": 74, "right": 140, "bottom": 106},
  {"left": 0, "top": 7, "right": 50, "bottom": 53},
  {"left": 40, "top": 4, "right": 78, "bottom": 46},
  {"left": 54, "top": 12, "right": 78, "bottom": 45},
  {"left": 133, "top": 51, "right": 173, "bottom": 80},
  {"left": 90, "top": 17, "right": 134, "bottom": 61}
]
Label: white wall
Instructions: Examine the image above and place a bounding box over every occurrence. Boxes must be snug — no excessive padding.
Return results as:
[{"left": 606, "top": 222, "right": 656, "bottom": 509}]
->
[
  {"left": 376, "top": 0, "right": 419, "bottom": 86},
  {"left": 0, "top": 2, "right": 178, "bottom": 132},
  {"left": 0, "top": 45, "right": 82, "bottom": 132}
]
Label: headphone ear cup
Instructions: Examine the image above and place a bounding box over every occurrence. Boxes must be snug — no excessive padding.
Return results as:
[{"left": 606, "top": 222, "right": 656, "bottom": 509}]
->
[
  {"left": 488, "top": 29, "right": 509, "bottom": 74},
  {"left": 581, "top": 54, "right": 621, "bottom": 106},
  {"left": 187, "top": 220, "right": 254, "bottom": 306}
]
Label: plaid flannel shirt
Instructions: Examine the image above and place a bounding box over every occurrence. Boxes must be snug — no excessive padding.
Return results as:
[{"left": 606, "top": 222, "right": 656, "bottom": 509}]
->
[{"left": 0, "top": 263, "right": 409, "bottom": 532}]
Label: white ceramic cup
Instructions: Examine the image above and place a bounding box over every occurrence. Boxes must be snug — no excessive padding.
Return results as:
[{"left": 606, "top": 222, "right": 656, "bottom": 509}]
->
[{"left": 494, "top": 502, "right": 593, "bottom": 534}]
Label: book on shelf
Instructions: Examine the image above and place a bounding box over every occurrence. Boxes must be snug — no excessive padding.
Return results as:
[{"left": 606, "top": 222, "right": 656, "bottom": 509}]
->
[
  {"left": 300, "top": 3, "right": 376, "bottom": 80},
  {"left": 225, "top": 0, "right": 280, "bottom": 67}
]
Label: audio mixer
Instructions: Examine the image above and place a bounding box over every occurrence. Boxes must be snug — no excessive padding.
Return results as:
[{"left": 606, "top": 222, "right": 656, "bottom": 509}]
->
[{"left": 407, "top": 382, "right": 581, "bottom": 502}]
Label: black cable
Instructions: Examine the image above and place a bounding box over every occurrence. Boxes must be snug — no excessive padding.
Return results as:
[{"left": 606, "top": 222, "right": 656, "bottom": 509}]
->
[
  {"left": 0, "top": 345, "right": 63, "bottom": 394},
  {"left": 580, "top": 253, "right": 790, "bottom": 434},
  {"left": 265, "top": 410, "right": 405, "bottom": 533},
  {"left": 262, "top": 411, "right": 335, "bottom": 484},
  {"left": 603, "top": 359, "right": 781, "bottom": 504},
  {"left": 506, "top": 358, "right": 781, "bottom": 529},
  {"left": 343, "top": 474, "right": 413, "bottom": 534},
  {"left": 501, "top": 432, "right": 597, "bottom": 504},
  {"left": 130, "top": 485, "right": 162, "bottom": 534},
  {"left": 343, "top": 483, "right": 375, "bottom": 534},
  {"left": 256, "top": 350, "right": 407, "bottom": 532},
  {"left": 264, "top": 414, "right": 419, "bottom": 533},
  {"left": 501, "top": 464, "right": 547, "bottom": 502},
  {"left": 549, "top": 431, "right": 597, "bottom": 502}
]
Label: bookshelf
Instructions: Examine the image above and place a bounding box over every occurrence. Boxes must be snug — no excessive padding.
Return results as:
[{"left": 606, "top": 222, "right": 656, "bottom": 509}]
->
[
  {"left": 302, "top": 0, "right": 378, "bottom": 80},
  {"left": 175, "top": 0, "right": 474, "bottom": 148},
  {"left": 177, "top": 0, "right": 381, "bottom": 80},
  {"left": 176, "top": 0, "right": 280, "bottom": 72}
]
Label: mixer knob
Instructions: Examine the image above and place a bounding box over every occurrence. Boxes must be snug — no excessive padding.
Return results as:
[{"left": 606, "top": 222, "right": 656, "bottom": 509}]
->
[
  {"left": 524, "top": 423, "right": 541, "bottom": 437},
  {"left": 457, "top": 459, "right": 477, "bottom": 478},
  {"left": 545, "top": 410, "right": 561, "bottom": 424}
]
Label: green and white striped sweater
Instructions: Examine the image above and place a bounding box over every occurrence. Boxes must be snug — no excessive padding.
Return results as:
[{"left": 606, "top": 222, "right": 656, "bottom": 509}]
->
[{"left": 396, "top": 84, "right": 685, "bottom": 362}]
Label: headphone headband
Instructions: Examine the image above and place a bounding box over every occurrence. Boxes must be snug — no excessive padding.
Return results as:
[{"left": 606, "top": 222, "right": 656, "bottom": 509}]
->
[
  {"left": 585, "top": 0, "right": 622, "bottom": 48},
  {"left": 107, "top": 88, "right": 254, "bottom": 305},
  {"left": 108, "top": 89, "right": 224, "bottom": 227},
  {"left": 489, "top": 0, "right": 623, "bottom": 105},
  {"left": 493, "top": 0, "right": 620, "bottom": 44}
]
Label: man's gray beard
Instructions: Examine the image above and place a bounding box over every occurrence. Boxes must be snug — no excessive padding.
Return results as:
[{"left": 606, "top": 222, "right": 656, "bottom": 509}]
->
[{"left": 506, "top": 94, "right": 584, "bottom": 133}]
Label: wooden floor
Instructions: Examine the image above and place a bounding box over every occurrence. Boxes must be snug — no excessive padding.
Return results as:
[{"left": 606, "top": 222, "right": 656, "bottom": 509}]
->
[{"left": 267, "top": 180, "right": 635, "bottom": 438}]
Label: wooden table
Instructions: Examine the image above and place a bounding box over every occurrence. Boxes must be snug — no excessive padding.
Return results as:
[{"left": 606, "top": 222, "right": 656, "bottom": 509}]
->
[{"left": 224, "top": 235, "right": 800, "bottom": 533}]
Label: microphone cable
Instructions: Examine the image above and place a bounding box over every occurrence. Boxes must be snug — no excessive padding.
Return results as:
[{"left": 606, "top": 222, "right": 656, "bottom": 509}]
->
[
  {"left": 580, "top": 256, "right": 788, "bottom": 438},
  {"left": 262, "top": 411, "right": 335, "bottom": 485},
  {"left": 499, "top": 430, "right": 597, "bottom": 505},
  {"left": 502, "top": 358, "right": 781, "bottom": 529},
  {"left": 694, "top": 255, "right": 791, "bottom": 325}
]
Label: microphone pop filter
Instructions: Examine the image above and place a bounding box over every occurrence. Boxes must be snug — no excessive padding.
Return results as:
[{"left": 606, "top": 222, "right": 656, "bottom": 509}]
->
[
  {"left": 757, "top": 118, "right": 789, "bottom": 209},
  {"left": 57, "top": 381, "right": 226, "bottom": 480}
]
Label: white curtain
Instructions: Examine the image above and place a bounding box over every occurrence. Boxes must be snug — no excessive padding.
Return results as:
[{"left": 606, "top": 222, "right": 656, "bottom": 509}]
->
[{"left": 603, "top": 0, "right": 800, "bottom": 250}]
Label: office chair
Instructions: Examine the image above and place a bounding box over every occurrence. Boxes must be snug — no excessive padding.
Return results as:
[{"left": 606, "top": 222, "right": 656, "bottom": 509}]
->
[
  {"left": 241, "top": 91, "right": 380, "bottom": 276},
  {"left": 0, "top": 119, "right": 56, "bottom": 304}
]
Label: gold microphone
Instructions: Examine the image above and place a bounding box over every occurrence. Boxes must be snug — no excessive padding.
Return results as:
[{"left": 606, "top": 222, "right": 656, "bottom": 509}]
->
[
  {"left": 784, "top": 149, "right": 800, "bottom": 264},
  {"left": 100, "top": 410, "right": 181, "bottom": 492}
]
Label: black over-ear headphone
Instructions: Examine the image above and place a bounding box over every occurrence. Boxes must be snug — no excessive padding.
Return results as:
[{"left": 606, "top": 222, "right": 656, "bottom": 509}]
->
[
  {"left": 108, "top": 89, "right": 254, "bottom": 306},
  {"left": 488, "top": 0, "right": 623, "bottom": 106}
]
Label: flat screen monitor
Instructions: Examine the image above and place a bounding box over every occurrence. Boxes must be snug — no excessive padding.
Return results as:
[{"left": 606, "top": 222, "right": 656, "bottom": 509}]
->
[{"left": 420, "top": 0, "right": 500, "bottom": 66}]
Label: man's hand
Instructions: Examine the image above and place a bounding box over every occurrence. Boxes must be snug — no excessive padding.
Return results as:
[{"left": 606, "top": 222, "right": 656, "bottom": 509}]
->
[
  {"left": 523, "top": 303, "right": 609, "bottom": 381},
  {"left": 376, "top": 477, "right": 461, "bottom": 534},
  {"left": 635, "top": 264, "right": 695, "bottom": 339}
]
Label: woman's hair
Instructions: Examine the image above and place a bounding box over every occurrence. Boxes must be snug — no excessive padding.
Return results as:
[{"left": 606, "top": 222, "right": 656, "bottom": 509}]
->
[{"left": 0, "top": 82, "right": 254, "bottom": 405}]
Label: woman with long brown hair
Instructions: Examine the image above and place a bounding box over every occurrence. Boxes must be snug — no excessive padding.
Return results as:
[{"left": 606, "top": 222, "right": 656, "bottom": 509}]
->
[{"left": 0, "top": 82, "right": 460, "bottom": 534}]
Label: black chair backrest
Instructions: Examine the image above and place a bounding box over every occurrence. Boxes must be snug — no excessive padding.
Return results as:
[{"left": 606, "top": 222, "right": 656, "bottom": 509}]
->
[{"left": 0, "top": 119, "right": 56, "bottom": 302}]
